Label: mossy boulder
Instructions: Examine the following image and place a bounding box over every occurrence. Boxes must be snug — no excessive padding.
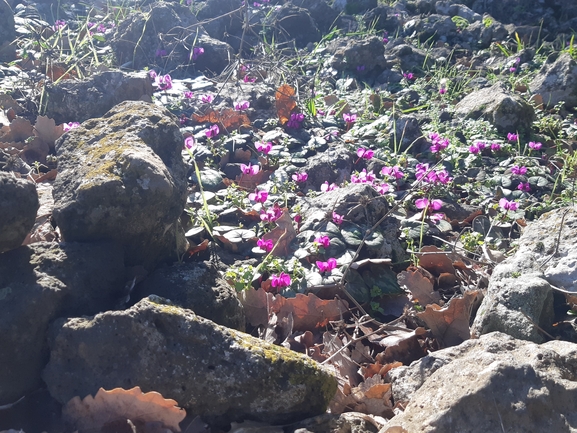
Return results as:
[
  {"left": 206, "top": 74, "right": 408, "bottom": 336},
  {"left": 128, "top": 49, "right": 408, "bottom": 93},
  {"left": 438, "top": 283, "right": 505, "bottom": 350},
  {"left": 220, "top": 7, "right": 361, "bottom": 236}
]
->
[
  {"left": 52, "top": 100, "right": 187, "bottom": 269},
  {"left": 42, "top": 297, "right": 337, "bottom": 426}
]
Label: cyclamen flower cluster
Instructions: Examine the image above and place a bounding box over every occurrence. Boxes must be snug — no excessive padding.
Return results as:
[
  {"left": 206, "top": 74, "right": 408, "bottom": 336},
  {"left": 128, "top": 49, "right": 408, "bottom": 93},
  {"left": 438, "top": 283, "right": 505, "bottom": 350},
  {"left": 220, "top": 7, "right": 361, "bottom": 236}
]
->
[
  {"left": 415, "top": 198, "right": 443, "bottom": 211},
  {"left": 499, "top": 198, "right": 518, "bottom": 211},
  {"left": 381, "top": 166, "right": 404, "bottom": 180},
  {"left": 511, "top": 165, "right": 527, "bottom": 175},
  {"left": 317, "top": 258, "right": 337, "bottom": 273},
  {"left": 192, "top": 47, "right": 204, "bottom": 61},
  {"left": 155, "top": 74, "right": 172, "bottom": 90},
  {"left": 257, "top": 238, "right": 274, "bottom": 252},
  {"left": 357, "top": 147, "right": 374, "bottom": 160},
  {"left": 63, "top": 122, "right": 80, "bottom": 131},
  {"left": 205, "top": 124, "right": 219, "bottom": 139},
  {"left": 343, "top": 113, "right": 357, "bottom": 124},
  {"left": 528, "top": 141, "right": 542, "bottom": 151},
  {"left": 321, "top": 181, "right": 339, "bottom": 192},
  {"left": 255, "top": 141, "right": 272, "bottom": 154},
  {"left": 260, "top": 204, "right": 283, "bottom": 222},
  {"left": 351, "top": 169, "right": 376, "bottom": 184},
  {"left": 249, "top": 189, "right": 268, "bottom": 203},
  {"left": 270, "top": 272, "right": 291, "bottom": 288},
  {"left": 429, "top": 133, "right": 449, "bottom": 153},
  {"left": 469, "top": 141, "right": 502, "bottom": 154},
  {"left": 287, "top": 113, "right": 305, "bottom": 129},
  {"left": 314, "top": 235, "right": 331, "bottom": 248},
  {"left": 234, "top": 100, "right": 250, "bottom": 111},
  {"left": 415, "top": 163, "right": 452, "bottom": 185},
  {"left": 292, "top": 172, "right": 308, "bottom": 182},
  {"left": 240, "top": 163, "right": 260, "bottom": 175}
]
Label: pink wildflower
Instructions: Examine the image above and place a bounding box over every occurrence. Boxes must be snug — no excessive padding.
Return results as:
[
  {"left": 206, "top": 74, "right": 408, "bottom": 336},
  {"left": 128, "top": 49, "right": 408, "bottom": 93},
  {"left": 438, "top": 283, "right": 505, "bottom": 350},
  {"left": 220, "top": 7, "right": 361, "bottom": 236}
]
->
[
  {"left": 507, "top": 133, "right": 518, "bottom": 142},
  {"left": 270, "top": 272, "right": 291, "bottom": 288},
  {"left": 499, "top": 198, "right": 519, "bottom": 211},
  {"left": 183, "top": 91, "right": 194, "bottom": 99},
  {"left": 343, "top": 113, "right": 357, "bottom": 124},
  {"left": 315, "top": 235, "right": 331, "bottom": 248},
  {"left": 155, "top": 74, "right": 172, "bottom": 90},
  {"left": 255, "top": 141, "right": 272, "bottom": 154},
  {"left": 63, "top": 122, "right": 80, "bottom": 131},
  {"left": 205, "top": 124, "right": 219, "bottom": 139},
  {"left": 381, "top": 166, "right": 404, "bottom": 180},
  {"left": 257, "top": 238, "right": 274, "bottom": 252},
  {"left": 415, "top": 198, "right": 443, "bottom": 211},
  {"left": 491, "top": 143, "right": 502, "bottom": 151},
  {"left": 511, "top": 165, "right": 527, "bottom": 175},
  {"left": 321, "top": 182, "right": 339, "bottom": 192},
  {"left": 316, "top": 258, "right": 337, "bottom": 273},
  {"left": 518, "top": 182, "right": 531, "bottom": 192},
  {"left": 184, "top": 136, "right": 195, "bottom": 149},
  {"left": 234, "top": 100, "right": 250, "bottom": 111},
  {"left": 357, "top": 147, "right": 374, "bottom": 159},
  {"left": 200, "top": 94, "right": 214, "bottom": 104},
  {"left": 528, "top": 141, "right": 542, "bottom": 151},
  {"left": 292, "top": 172, "right": 308, "bottom": 183},
  {"left": 240, "top": 163, "right": 260, "bottom": 175},
  {"left": 249, "top": 189, "right": 268, "bottom": 203},
  {"left": 332, "top": 212, "right": 344, "bottom": 225}
]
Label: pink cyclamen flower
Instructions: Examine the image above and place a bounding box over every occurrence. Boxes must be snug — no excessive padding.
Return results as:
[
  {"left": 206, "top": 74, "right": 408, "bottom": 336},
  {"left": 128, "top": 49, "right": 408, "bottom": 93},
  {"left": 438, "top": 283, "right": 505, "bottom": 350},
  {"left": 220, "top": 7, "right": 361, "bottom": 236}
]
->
[
  {"left": 439, "top": 87, "right": 447, "bottom": 95},
  {"left": 205, "top": 124, "right": 219, "bottom": 139},
  {"left": 507, "top": 133, "right": 518, "bottom": 142},
  {"left": 316, "top": 258, "right": 338, "bottom": 273},
  {"left": 292, "top": 172, "right": 308, "bottom": 182},
  {"left": 287, "top": 113, "right": 305, "bottom": 129},
  {"left": 528, "top": 141, "right": 542, "bottom": 151},
  {"left": 52, "top": 19, "right": 66, "bottom": 31},
  {"left": 192, "top": 46, "right": 204, "bottom": 61},
  {"left": 430, "top": 136, "right": 449, "bottom": 153},
  {"left": 430, "top": 213, "right": 444, "bottom": 223},
  {"left": 270, "top": 272, "right": 291, "bottom": 288},
  {"left": 148, "top": 70, "right": 158, "bottom": 80},
  {"left": 240, "top": 163, "right": 260, "bottom": 175},
  {"left": 256, "top": 141, "right": 272, "bottom": 154},
  {"left": 403, "top": 72, "right": 415, "bottom": 80},
  {"left": 469, "top": 144, "right": 481, "bottom": 154},
  {"left": 343, "top": 112, "right": 357, "bottom": 124},
  {"left": 357, "top": 147, "right": 374, "bottom": 159},
  {"left": 260, "top": 204, "right": 282, "bottom": 222},
  {"left": 511, "top": 165, "right": 527, "bottom": 175},
  {"left": 200, "top": 94, "right": 214, "bottom": 104},
  {"left": 332, "top": 212, "right": 344, "bottom": 225},
  {"left": 415, "top": 198, "right": 443, "bottom": 211},
  {"left": 351, "top": 169, "right": 375, "bottom": 184},
  {"left": 234, "top": 100, "right": 250, "bottom": 111},
  {"left": 381, "top": 165, "right": 404, "bottom": 180},
  {"left": 321, "top": 182, "right": 339, "bottom": 192},
  {"left": 499, "top": 198, "right": 519, "bottom": 211},
  {"left": 315, "top": 235, "right": 331, "bottom": 248},
  {"left": 243, "top": 75, "right": 256, "bottom": 83},
  {"left": 293, "top": 214, "right": 302, "bottom": 223},
  {"left": 518, "top": 182, "right": 531, "bottom": 192},
  {"left": 257, "top": 238, "right": 274, "bottom": 252},
  {"left": 491, "top": 143, "right": 502, "bottom": 151},
  {"left": 155, "top": 74, "right": 172, "bottom": 90},
  {"left": 249, "top": 189, "right": 268, "bottom": 203},
  {"left": 63, "top": 122, "right": 80, "bottom": 131},
  {"left": 375, "top": 183, "right": 391, "bottom": 194},
  {"left": 184, "top": 136, "right": 195, "bottom": 149},
  {"left": 183, "top": 91, "right": 194, "bottom": 99}
]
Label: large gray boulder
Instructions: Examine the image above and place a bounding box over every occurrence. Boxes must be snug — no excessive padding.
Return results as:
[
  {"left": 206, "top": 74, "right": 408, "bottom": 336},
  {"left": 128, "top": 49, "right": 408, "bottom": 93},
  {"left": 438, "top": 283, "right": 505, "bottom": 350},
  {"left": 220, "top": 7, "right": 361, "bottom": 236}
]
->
[
  {"left": 43, "top": 297, "right": 337, "bottom": 426},
  {"left": 529, "top": 53, "right": 577, "bottom": 109},
  {"left": 0, "top": 241, "right": 125, "bottom": 405},
  {"left": 52, "top": 100, "right": 188, "bottom": 269},
  {"left": 328, "top": 36, "right": 388, "bottom": 77},
  {"left": 132, "top": 261, "right": 246, "bottom": 331},
  {"left": 0, "top": 172, "right": 39, "bottom": 253},
  {"left": 44, "top": 71, "right": 153, "bottom": 124},
  {"left": 472, "top": 206, "right": 577, "bottom": 343},
  {"left": 455, "top": 82, "right": 535, "bottom": 134},
  {"left": 384, "top": 332, "right": 577, "bottom": 433}
]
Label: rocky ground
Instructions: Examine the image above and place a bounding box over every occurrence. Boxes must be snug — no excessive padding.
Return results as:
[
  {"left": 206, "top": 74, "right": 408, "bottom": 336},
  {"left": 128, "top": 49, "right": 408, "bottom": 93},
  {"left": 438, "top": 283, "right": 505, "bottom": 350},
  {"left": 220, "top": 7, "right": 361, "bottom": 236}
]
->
[{"left": 2, "top": 0, "right": 577, "bottom": 432}]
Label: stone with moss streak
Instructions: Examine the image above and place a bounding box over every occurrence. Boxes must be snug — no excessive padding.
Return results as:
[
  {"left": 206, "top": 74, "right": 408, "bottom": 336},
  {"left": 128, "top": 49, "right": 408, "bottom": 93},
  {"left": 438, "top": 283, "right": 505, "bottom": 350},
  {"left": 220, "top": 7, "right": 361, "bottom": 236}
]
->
[
  {"left": 52, "top": 100, "right": 187, "bottom": 269},
  {"left": 43, "top": 297, "right": 337, "bottom": 426}
]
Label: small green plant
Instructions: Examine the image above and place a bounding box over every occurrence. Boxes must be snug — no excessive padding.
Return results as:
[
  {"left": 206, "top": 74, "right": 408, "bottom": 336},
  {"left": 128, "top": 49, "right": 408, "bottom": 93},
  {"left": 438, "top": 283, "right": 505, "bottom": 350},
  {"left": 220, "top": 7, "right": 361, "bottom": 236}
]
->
[
  {"left": 451, "top": 16, "right": 469, "bottom": 30},
  {"left": 483, "top": 16, "right": 493, "bottom": 28},
  {"left": 460, "top": 231, "right": 484, "bottom": 254}
]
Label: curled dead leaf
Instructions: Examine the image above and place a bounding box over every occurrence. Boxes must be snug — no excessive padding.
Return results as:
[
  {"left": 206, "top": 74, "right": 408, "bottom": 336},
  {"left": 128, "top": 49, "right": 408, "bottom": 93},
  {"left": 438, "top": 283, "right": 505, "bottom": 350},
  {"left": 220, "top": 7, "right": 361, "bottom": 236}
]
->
[
  {"left": 62, "top": 386, "right": 186, "bottom": 433},
  {"left": 275, "top": 84, "right": 297, "bottom": 125}
]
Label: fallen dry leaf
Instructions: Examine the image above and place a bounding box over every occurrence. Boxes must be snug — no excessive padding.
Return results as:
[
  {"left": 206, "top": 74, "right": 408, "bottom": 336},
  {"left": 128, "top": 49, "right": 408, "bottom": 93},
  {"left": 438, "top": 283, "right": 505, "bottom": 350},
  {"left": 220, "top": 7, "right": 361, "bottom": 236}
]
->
[
  {"left": 271, "top": 293, "right": 348, "bottom": 332},
  {"left": 192, "top": 108, "right": 250, "bottom": 131},
  {"left": 34, "top": 115, "right": 64, "bottom": 145},
  {"left": 375, "top": 327, "right": 429, "bottom": 365},
  {"left": 275, "top": 84, "right": 297, "bottom": 125},
  {"left": 419, "top": 245, "right": 455, "bottom": 275},
  {"left": 262, "top": 209, "right": 297, "bottom": 257},
  {"left": 0, "top": 117, "right": 33, "bottom": 142},
  {"left": 63, "top": 386, "right": 186, "bottom": 433},
  {"left": 397, "top": 268, "right": 441, "bottom": 306},
  {"left": 235, "top": 169, "right": 273, "bottom": 191},
  {"left": 417, "top": 290, "right": 479, "bottom": 348},
  {"left": 239, "top": 287, "right": 271, "bottom": 328}
]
